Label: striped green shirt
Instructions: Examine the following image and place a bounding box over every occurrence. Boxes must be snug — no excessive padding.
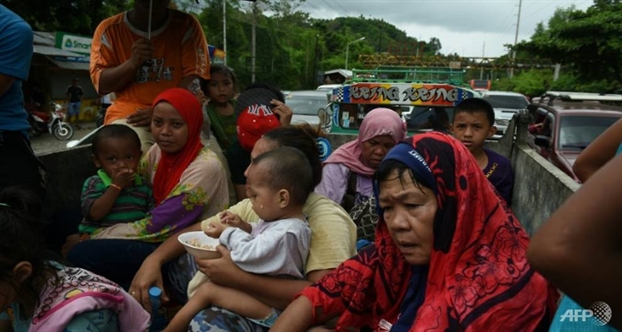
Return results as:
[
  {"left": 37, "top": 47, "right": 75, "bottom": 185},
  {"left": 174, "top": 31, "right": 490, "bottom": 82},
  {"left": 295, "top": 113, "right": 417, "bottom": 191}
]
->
[{"left": 79, "top": 170, "right": 154, "bottom": 234}]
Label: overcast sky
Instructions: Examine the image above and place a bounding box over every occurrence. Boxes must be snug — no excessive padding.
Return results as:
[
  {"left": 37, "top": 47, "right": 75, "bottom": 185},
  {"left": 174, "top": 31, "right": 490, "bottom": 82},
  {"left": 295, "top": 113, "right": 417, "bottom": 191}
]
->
[{"left": 295, "top": 0, "right": 593, "bottom": 58}]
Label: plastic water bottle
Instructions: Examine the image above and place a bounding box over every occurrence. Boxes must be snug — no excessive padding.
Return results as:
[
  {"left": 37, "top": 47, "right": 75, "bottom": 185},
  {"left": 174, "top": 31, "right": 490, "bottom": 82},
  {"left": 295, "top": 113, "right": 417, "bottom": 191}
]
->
[
  {"left": 149, "top": 287, "right": 161, "bottom": 311},
  {"left": 148, "top": 286, "right": 167, "bottom": 331}
]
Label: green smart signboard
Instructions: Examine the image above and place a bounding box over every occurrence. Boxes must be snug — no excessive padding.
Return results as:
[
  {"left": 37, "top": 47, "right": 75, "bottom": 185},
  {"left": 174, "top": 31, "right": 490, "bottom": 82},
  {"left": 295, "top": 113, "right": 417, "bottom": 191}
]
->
[{"left": 55, "top": 32, "right": 92, "bottom": 55}]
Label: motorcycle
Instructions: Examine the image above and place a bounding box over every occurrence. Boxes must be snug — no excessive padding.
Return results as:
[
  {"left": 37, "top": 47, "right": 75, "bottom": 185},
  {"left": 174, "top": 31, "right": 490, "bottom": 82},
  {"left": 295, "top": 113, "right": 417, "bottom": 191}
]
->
[
  {"left": 95, "top": 102, "right": 110, "bottom": 127},
  {"left": 28, "top": 102, "right": 75, "bottom": 140}
]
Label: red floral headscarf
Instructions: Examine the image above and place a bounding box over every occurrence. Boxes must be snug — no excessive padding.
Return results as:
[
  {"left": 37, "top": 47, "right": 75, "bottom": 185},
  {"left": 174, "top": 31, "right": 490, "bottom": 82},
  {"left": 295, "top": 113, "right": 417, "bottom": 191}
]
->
[{"left": 300, "top": 132, "right": 558, "bottom": 331}]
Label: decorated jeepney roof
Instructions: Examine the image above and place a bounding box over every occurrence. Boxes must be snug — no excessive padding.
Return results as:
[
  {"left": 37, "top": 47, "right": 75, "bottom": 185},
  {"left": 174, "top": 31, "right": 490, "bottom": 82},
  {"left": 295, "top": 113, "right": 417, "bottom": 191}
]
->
[
  {"left": 330, "top": 82, "right": 477, "bottom": 106},
  {"left": 350, "top": 67, "right": 466, "bottom": 84}
]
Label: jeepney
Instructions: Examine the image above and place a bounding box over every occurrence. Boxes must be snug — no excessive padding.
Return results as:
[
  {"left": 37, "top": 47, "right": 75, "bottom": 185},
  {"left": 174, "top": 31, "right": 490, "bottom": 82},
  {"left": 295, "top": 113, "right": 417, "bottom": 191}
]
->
[{"left": 319, "top": 68, "right": 482, "bottom": 135}]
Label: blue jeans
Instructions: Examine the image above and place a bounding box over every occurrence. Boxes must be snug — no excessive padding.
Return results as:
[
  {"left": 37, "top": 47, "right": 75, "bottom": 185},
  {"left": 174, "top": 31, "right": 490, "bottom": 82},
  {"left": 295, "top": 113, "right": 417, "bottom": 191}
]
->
[{"left": 68, "top": 101, "right": 81, "bottom": 116}]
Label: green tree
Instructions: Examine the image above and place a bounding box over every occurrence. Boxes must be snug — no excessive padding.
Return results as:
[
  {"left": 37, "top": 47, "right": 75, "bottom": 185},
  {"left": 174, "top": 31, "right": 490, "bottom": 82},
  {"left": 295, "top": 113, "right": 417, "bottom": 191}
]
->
[
  {"left": 512, "top": 70, "right": 552, "bottom": 96},
  {"left": 4, "top": 0, "right": 129, "bottom": 35},
  {"left": 516, "top": 2, "right": 622, "bottom": 89},
  {"left": 426, "top": 37, "right": 442, "bottom": 55}
]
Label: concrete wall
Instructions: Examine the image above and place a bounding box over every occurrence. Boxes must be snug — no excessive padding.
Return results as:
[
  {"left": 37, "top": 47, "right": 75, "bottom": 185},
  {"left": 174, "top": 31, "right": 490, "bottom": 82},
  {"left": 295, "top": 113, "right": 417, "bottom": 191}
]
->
[
  {"left": 505, "top": 114, "right": 579, "bottom": 235},
  {"left": 38, "top": 145, "right": 96, "bottom": 249},
  {"left": 509, "top": 143, "right": 580, "bottom": 235},
  {"left": 39, "top": 145, "right": 96, "bottom": 216}
]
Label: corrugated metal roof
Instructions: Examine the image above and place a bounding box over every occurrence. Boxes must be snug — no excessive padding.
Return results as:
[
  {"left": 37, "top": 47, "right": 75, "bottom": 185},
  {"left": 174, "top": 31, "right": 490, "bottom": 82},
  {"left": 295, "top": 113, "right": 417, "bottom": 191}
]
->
[
  {"left": 324, "top": 69, "right": 353, "bottom": 78},
  {"left": 33, "top": 31, "right": 56, "bottom": 46},
  {"left": 34, "top": 44, "right": 86, "bottom": 57},
  {"left": 45, "top": 56, "right": 90, "bottom": 71},
  {"left": 31, "top": 32, "right": 90, "bottom": 71}
]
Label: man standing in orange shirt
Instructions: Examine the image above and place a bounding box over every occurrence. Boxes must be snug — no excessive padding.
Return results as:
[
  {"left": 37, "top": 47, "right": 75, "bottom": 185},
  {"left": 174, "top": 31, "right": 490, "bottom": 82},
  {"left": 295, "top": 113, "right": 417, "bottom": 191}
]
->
[{"left": 90, "top": 0, "right": 209, "bottom": 153}]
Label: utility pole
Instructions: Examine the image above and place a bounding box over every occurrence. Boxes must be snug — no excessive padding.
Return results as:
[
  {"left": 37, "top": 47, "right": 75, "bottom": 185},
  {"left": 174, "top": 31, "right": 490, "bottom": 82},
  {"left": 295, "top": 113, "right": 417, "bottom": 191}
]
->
[
  {"left": 510, "top": 0, "right": 522, "bottom": 78},
  {"left": 480, "top": 41, "right": 485, "bottom": 80},
  {"left": 345, "top": 37, "right": 365, "bottom": 71},
  {"left": 223, "top": 0, "right": 227, "bottom": 66},
  {"left": 553, "top": 64, "right": 561, "bottom": 81},
  {"left": 251, "top": 1, "right": 257, "bottom": 82},
  {"left": 305, "top": 37, "right": 310, "bottom": 88},
  {"left": 311, "top": 34, "right": 319, "bottom": 87}
]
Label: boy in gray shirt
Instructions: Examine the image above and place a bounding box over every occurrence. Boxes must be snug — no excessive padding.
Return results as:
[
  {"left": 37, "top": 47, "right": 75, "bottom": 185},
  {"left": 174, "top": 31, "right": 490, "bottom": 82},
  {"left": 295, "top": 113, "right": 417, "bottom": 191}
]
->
[{"left": 167, "top": 147, "right": 314, "bottom": 331}]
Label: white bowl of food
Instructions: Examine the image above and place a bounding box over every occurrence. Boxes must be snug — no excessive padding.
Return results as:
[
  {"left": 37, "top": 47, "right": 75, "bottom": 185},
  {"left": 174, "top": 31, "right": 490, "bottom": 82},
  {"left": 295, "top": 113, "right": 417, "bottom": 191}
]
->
[{"left": 178, "top": 231, "right": 221, "bottom": 260}]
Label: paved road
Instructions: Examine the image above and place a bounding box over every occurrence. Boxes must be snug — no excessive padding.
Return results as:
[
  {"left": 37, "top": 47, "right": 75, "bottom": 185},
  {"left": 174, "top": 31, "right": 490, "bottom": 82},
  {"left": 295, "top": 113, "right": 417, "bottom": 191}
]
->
[{"left": 31, "top": 122, "right": 97, "bottom": 155}]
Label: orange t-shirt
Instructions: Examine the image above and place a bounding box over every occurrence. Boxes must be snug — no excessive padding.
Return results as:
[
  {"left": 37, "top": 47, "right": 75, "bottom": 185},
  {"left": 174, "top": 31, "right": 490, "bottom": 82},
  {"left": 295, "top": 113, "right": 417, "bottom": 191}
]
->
[{"left": 90, "top": 10, "right": 210, "bottom": 123}]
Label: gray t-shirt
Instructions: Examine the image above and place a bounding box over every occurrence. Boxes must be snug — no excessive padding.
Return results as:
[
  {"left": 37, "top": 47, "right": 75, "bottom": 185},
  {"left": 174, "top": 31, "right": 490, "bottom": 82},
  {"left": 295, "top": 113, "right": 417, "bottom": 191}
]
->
[{"left": 219, "top": 217, "right": 311, "bottom": 279}]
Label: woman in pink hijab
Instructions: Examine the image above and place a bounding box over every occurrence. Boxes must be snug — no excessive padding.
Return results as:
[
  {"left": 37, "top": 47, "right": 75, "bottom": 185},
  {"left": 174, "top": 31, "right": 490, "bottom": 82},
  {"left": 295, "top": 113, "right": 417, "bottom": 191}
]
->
[{"left": 315, "top": 108, "right": 406, "bottom": 212}]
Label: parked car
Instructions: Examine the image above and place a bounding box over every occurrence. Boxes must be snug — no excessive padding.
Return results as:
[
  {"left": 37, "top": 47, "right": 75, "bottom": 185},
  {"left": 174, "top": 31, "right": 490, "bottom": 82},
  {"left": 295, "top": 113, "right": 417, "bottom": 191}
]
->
[
  {"left": 316, "top": 84, "right": 341, "bottom": 104},
  {"left": 316, "top": 84, "right": 342, "bottom": 92},
  {"left": 285, "top": 90, "right": 328, "bottom": 126},
  {"left": 527, "top": 91, "right": 622, "bottom": 182},
  {"left": 481, "top": 91, "right": 529, "bottom": 136}
]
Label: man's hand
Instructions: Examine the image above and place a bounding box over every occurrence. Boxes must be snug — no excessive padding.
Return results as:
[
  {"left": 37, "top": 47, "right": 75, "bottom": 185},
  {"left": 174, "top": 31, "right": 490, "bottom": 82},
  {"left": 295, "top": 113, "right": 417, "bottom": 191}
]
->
[
  {"left": 97, "top": 39, "right": 153, "bottom": 95},
  {"left": 126, "top": 107, "right": 153, "bottom": 127},
  {"left": 129, "top": 256, "right": 169, "bottom": 313},
  {"left": 271, "top": 99, "right": 293, "bottom": 126},
  {"left": 130, "top": 38, "right": 154, "bottom": 70},
  {"left": 195, "top": 246, "right": 243, "bottom": 287},
  {"left": 111, "top": 168, "right": 135, "bottom": 189}
]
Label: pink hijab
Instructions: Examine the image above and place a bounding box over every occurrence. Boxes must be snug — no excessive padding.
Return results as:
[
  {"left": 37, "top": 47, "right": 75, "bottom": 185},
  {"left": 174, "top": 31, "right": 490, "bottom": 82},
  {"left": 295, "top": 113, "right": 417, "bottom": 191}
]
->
[{"left": 325, "top": 107, "right": 406, "bottom": 176}]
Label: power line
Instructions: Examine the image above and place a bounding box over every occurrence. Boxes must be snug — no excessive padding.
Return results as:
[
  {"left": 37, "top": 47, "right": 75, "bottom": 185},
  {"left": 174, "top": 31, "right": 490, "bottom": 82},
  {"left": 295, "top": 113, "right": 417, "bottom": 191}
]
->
[
  {"left": 306, "top": 0, "right": 351, "bottom": 18},
  {"left": 490, "top": 2, "right": 522, "bottom": 54},
  {"left": 521, "top": 0, "right": 541, "bottom": 13},
  {"left": 318, "top": 0, "right": 349, "bottom": 17},
  {"left": 522, "top": 0, "right": 561, "bottom": 24},
  {"left": 302, "top": 0, "right": 322, "bottom": 12},
  {"left": 332, "top": 0, "right": 353, "bottom": 17},
  {"left": 492, "top": 0, "right": 560, "bottom": 54}
]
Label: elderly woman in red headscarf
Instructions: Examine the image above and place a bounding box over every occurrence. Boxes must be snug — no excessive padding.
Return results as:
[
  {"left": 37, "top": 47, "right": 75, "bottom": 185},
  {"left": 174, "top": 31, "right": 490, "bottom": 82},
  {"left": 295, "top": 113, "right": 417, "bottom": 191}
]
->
[
  {"left": 272, "top": 132, "right": 558, "bottom": 332},
  {"left": 316, "top": 107, "right": 407, "bottom": 213},
  {"left": 67, "top": 88, "right": 229, "bottom": 291}
]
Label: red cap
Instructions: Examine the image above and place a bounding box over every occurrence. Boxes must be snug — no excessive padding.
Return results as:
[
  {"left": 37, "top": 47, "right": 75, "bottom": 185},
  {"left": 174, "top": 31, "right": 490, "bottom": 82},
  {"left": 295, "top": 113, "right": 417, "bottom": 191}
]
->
[{"left": 237, "top": 104, "right": 280, "bottom": 152}]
